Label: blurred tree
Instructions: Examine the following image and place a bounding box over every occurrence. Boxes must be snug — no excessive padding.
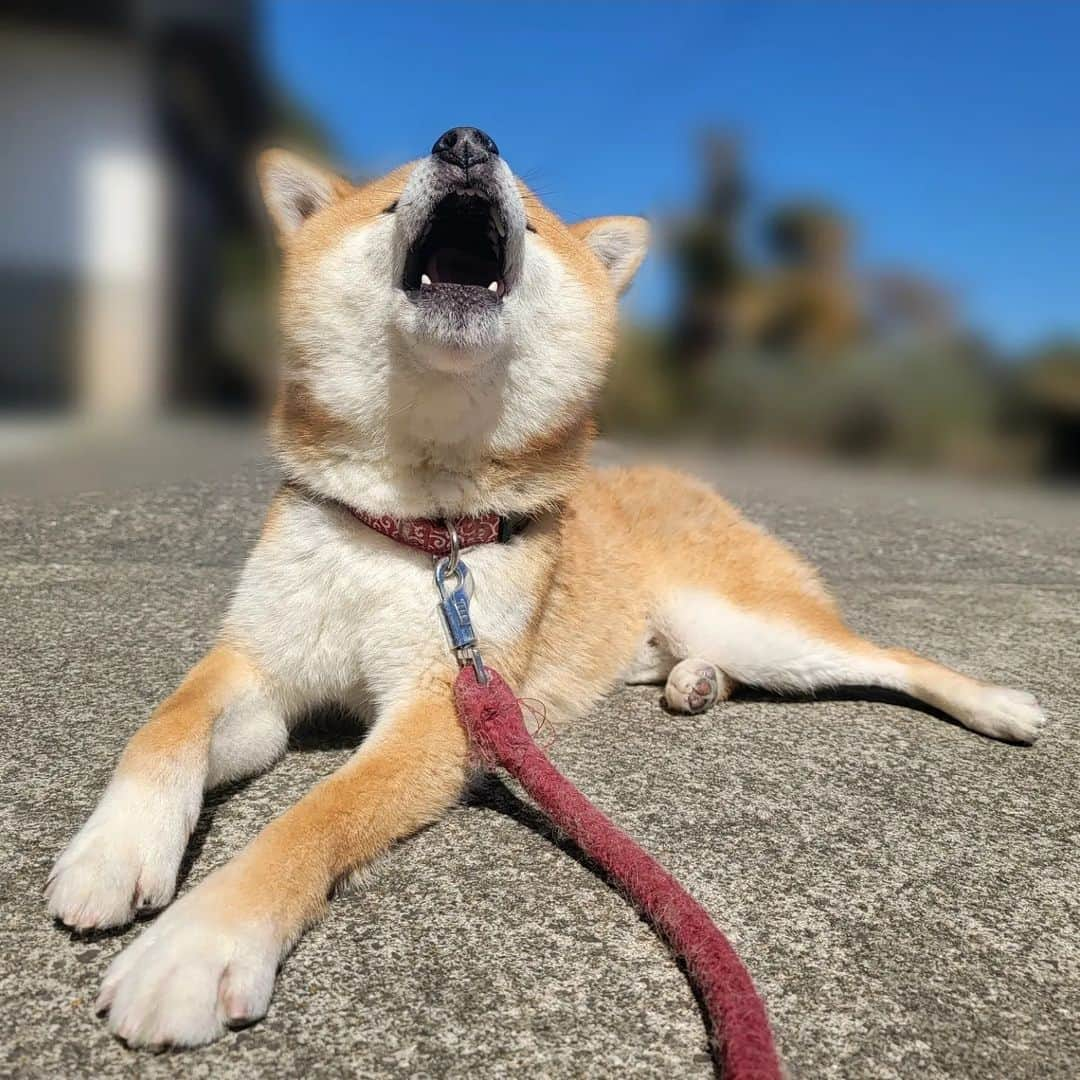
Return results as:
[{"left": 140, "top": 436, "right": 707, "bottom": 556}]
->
[
  {"left": 602, "top": 127, "right": 1069, "bottom": 482},
  {"left": 756, "top": 200, "right": 860, "bottom": 355},
  {"left": 600, "top": 326, "right": 684, "bottom": 436},
  {"left": 670, "top": 131, "right": 748, "bottom": 368},
  {"left": 765, "top": 201, "right": 848, "bottom": 270},
  {"left": 668, "top": 132, "right": 862, "bottom": 362},
  {"left": 865, "top": 269, "right": 956, "bottom": 345},
  {"left": 1019, "top": 339, "right": 1080, "bottom": 477}
]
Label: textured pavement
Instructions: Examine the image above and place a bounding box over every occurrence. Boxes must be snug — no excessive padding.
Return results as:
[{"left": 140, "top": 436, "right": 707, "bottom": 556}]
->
[{"left": 1, "top": 437, "right": 1078, "bottom": 1078}]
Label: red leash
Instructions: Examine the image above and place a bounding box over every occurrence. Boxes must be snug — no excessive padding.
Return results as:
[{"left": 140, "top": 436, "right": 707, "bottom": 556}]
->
[
  {"left": 454, "top": 665, "right": 782, "bottom": 1080},
  {"left": 419, "top": 532, "right": 781, "bottom": 1076}
]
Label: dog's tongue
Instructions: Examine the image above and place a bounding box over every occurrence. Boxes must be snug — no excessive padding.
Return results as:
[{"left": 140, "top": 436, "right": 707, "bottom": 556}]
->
[{"left": 425, "top": 249, "right": 497, "bottom": 289}]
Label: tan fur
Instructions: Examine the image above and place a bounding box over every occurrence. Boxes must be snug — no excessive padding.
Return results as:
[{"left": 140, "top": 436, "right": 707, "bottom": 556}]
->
[
  {"left": 258, "top": 151, "right": 413, "bottom": 248},
  {"left": 270, "top": 379, "right": 359, "bottom": 462},
  {"left": 272, "top": 375, "right": 595, "bottom": 516},
  {"left": 569, "top": 216, "right": 651, "bottom": 296},
  {"left": 523, "top": 189, "right": 615, "bottom": 301},
  {"left": 489, "top": 466, "right": 852, "bottom": 724},
  {"left": 463, "top": 416, "right": 597, "bottom": 514},
  {"left": 258, "top": 489, "right": 288, "bottom": 541},
  {"left": 116, "top": 644, "right": 254, "bottom": 772},
  {"left": 217, "top": 679, "right": 467, "bottom": 937},
  {"left": 274, "top": 161, "right": 416, "bottom": 361}
]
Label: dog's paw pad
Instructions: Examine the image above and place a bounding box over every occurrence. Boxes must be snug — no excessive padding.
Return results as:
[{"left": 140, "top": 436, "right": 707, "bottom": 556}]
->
[{"left": 664, "top": 660, "right": 728, "bottom": 714}]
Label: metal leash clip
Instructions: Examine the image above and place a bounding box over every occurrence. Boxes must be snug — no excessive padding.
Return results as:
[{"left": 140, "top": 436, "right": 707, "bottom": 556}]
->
[{"left": 434, "top": 520, "right": 489, "bottom": 685}]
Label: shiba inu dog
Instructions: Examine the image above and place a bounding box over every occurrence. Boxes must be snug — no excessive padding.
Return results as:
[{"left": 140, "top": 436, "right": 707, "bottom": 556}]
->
[{"left": 46, "top": 127, "right": 1046, "bottom": 1049}]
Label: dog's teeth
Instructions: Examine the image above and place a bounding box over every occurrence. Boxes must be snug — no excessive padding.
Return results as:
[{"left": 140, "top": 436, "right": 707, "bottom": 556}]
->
[
  {"left": 421, "top": 274, "right": 432, "bottom": 286},
  {"left": 488, "top": 281, "right": 499, "bottom": 293}
]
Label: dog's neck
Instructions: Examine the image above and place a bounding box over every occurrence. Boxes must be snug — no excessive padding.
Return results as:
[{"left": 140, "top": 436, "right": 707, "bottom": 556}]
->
[{"left": 271, "top": 377, "right": 593, "bottom": 519}]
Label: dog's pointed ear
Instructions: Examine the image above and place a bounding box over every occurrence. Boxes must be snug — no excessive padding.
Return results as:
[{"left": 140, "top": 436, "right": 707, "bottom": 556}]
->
[
  {"left": 571, "top": 216, "right": 650, "bottom": 294},
  {"left": 257, "top": 149, "right": 353, "bottom": 240}
]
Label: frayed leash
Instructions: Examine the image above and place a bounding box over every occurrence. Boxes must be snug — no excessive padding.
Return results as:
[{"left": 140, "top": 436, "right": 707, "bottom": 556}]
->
[
  {"left": 433, "top": 536, "right": 782, "bottom": 1079},
  {"left": 454, "top": 666, "right": 781, "bottom": 1080},
  {"left": 518, "top": 697, "right": 555, "bottom": 750}
]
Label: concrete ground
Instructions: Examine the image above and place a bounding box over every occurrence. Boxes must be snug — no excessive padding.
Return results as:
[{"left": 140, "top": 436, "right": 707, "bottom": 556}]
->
[{"left": 1, "top": 432, "right": 1077, "bottom": 1078}]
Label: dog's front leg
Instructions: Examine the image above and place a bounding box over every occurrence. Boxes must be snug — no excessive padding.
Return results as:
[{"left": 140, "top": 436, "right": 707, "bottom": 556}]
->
[
  {"left": 47, "top": 643, "right": 281, "bottom": 931},
  {"left": 96, "top": 675, "right": 469, "bottom": 1049}
]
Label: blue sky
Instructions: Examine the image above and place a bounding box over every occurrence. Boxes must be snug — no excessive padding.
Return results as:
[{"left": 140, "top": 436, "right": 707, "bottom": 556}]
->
[{"left": 266, "top": 2, "right": 1079, "bottom": 352}]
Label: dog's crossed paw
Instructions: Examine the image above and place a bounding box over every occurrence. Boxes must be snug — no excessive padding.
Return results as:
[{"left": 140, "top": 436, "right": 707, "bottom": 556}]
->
[
  {"left": 46, "top": 779, "right": 197, "bottom": 931},
  {"left": 664, "top": 659, "right": 730, "bottom": 715},
  {"left": 96, "top": 880, "right": 280, "bottom": 1048}
]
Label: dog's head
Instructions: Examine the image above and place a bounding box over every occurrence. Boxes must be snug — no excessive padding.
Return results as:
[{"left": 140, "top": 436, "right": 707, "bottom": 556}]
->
[{"left": 258, "top": 127, "right": 648, "bottom": 514}]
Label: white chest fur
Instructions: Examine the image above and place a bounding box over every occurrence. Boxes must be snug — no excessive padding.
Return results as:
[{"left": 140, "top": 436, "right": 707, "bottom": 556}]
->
[{"left": 224, "top": 497, "right": 540, "bottom": 718}]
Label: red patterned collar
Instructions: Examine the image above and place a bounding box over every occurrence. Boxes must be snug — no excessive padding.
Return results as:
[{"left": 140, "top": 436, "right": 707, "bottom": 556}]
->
[
  {"left": 348, "top": 507, "right": 525, "bottom": 556},
  {"left": 287, "top": 480, "right": 530, "bottom": 555}
]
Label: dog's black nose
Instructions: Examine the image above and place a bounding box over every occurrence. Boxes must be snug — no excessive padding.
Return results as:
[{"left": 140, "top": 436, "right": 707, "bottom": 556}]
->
[{"left": 432, "top": 127, "right": 499, "bottom": 169}]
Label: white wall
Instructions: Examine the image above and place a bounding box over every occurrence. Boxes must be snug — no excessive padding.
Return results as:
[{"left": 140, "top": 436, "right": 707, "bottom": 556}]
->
[{"left": 0, "top": 27, "right": 168, "bottom": 416}]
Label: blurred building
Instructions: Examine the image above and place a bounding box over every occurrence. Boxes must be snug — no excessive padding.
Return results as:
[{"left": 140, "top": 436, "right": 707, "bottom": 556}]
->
[{"left": 0, "top": 1, "right": 268, "bottom": 418}]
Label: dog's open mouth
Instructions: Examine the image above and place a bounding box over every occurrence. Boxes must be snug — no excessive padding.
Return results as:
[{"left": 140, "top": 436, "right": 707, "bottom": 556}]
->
[{"left": 403, "top": 193, "right": 507, "bottom": 301}]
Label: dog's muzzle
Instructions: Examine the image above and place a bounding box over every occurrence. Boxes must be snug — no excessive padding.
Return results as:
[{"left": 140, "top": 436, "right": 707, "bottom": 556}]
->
[{"left": 399, "top": 128, "right": 525, "bottom": 307}]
